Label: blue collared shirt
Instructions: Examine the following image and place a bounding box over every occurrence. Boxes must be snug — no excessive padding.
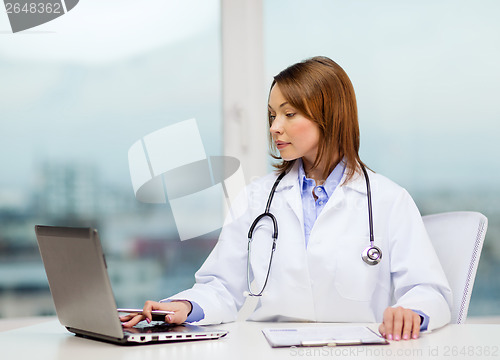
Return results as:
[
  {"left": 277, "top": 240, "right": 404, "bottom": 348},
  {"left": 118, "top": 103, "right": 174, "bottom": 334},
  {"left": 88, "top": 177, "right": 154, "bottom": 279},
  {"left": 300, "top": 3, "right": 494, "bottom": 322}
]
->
[{"left": 298, "top": 159, "right": 345, "bottom": 246}]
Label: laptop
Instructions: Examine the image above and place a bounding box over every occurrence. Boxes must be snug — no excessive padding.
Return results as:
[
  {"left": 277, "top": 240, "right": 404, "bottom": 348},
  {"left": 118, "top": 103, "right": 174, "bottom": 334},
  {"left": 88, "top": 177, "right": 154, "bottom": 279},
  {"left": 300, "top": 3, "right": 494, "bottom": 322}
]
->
[{"left": 34, "top": 225, "right": 228, "bottom": 345}]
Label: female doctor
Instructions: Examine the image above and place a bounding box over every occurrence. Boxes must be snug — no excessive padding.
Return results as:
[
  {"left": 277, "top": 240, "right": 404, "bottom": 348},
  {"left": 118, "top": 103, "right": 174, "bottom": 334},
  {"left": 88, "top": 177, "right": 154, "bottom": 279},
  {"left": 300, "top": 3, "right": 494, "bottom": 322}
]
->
[{"left": 122, "top": 56, "right": 452, "bottom": 341}]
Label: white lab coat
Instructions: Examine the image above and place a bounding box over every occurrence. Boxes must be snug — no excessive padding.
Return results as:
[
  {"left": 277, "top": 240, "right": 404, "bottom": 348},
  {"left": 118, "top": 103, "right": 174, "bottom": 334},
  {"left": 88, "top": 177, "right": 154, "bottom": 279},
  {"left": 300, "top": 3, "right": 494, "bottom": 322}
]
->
[{"left": 167, "top": 161, "right": 452, "bottom": 330}]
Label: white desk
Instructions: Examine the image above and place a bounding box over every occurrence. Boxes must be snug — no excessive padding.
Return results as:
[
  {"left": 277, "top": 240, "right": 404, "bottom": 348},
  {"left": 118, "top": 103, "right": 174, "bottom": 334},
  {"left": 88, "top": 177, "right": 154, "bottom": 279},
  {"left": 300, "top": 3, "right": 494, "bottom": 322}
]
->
[{"left": 1, "top": 317, "right": 499, "bottom": 360}]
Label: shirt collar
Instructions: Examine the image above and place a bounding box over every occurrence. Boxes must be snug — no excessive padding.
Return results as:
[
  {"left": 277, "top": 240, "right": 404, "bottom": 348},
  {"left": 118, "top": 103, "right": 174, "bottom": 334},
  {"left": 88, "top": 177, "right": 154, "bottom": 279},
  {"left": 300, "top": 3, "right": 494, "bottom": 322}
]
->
[{"left": 298, "top": 158, "right": 346, "bottom": 197}]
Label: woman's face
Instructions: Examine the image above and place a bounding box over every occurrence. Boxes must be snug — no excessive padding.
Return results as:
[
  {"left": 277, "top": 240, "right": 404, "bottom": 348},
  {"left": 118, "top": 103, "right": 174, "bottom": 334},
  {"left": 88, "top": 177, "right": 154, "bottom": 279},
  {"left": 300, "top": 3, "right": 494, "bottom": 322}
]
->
[{"left": 268, "top": 84, "right": 320, "bottom": 168}]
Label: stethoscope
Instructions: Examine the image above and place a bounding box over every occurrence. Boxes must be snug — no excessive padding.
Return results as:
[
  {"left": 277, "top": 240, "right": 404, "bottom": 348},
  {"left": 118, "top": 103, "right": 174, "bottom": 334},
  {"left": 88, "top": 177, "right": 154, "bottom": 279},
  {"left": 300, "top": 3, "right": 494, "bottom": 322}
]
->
[{"left": 246, "top": 165, "right": 382, "bottom": 297}]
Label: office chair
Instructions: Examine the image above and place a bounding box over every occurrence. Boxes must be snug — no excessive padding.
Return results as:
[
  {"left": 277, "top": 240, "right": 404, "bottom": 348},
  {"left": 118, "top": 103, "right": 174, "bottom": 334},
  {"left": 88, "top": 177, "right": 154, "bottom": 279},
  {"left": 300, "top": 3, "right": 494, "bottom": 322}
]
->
[{"left": 422, "top": 211, "right": 488, "bottom": 324}]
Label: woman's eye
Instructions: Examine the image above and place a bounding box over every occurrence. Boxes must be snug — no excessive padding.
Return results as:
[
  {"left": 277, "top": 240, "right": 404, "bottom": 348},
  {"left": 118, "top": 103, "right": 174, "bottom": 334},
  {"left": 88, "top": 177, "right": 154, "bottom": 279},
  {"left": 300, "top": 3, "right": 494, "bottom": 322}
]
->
[
  {"left": 286, "top": 113, "right": 296, "bottom": 118},
  {"left": 269, "top": 114, "right": 276, "bottom": 121}
]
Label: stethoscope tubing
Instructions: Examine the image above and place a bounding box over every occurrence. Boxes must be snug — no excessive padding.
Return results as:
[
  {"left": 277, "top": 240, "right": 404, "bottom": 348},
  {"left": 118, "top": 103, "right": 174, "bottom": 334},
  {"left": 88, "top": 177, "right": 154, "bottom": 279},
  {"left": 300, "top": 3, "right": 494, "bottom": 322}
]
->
[
  {"left": 246, "top": 164, "right": 381, "bottom": 297},
  {"left": 246, "top": 172, "right": 285, "bottom": 296},
  {"left": 360, "top": 165, "right": 382, "bottom": 265},
  {"left": 361, "top": 165, "right": 375, "bottom": 247}
]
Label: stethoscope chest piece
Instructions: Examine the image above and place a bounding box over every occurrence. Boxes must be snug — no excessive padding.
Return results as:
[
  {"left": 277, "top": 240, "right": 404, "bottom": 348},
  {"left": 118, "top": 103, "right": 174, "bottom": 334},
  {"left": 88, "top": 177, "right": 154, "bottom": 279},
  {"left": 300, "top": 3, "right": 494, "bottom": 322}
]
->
[{"left": 362, "top": 245, "right": 382, "bottom": 265}]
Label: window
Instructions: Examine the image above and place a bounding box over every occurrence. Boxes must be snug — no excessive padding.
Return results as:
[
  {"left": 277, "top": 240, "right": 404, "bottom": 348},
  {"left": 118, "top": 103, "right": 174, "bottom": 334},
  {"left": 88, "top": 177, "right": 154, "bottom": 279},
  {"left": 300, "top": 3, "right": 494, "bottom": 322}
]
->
[
  {"left": 264, "top": 0, "right": 500, "bottom": 316},
  {"left": 0, "top": 0, "right": 222, "bottom": 316},
  {"left": 1, "top": 0, "right": 498, "bottom": 320}
]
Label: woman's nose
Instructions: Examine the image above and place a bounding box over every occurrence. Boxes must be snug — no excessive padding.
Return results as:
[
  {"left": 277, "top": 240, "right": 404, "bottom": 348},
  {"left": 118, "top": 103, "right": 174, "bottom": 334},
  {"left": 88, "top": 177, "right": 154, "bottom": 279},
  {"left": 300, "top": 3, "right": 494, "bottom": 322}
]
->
[{"left": 270, "top": 116, "right": 284, "bottom": 134}]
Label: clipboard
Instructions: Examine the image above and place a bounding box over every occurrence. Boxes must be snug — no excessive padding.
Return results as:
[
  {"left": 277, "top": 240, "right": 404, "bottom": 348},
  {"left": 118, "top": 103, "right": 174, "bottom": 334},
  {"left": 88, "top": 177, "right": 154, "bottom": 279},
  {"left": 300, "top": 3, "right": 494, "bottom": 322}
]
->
[{"left": 262, "top": 326, "right": 389, "bottom": 348}]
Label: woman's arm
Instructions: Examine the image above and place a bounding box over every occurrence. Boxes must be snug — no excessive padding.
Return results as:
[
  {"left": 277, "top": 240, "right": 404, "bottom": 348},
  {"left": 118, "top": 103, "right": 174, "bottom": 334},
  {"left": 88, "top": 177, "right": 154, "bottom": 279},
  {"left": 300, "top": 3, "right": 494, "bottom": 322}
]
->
[{"left": 382, "top": 189, "right": 452, "bottom": 339}]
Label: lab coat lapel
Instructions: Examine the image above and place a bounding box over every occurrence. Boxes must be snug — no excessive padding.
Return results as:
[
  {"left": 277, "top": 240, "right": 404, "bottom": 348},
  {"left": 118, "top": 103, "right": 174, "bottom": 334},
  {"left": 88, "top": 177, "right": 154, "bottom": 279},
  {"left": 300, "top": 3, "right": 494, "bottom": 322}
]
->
[
  {"left": 321, "top": 169, "right": 367, "bottom": 215},
  {"left": 322, "top": 184, "right": 346, "bottom": 214},
  {"left": 275, "top": 162, "right": 304, "bottom": 231}
]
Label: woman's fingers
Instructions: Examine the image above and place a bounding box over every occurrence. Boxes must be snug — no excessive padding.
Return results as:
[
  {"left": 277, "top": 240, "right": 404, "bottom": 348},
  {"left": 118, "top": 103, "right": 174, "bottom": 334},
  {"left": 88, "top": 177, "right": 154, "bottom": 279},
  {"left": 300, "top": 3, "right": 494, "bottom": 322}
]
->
[
  {"left": 164, "top": 301, "right": 192, "bottom": 324},
  {"left": 121, "top": 313, "right": 146, "bottom": 328},
  {"left": 380, "top": 306, "right": 421, "bottom": 341},
  {"left": 382, "top": 307, "right": 394, "bottom": 340},
  {"left": 391, "top": 307, "right": 404, "bottom": 341},
  {"left": 140, "top": 300, "right": 158, "bottom": 324},
  {"left": 119, "top": 313, "right": 137, "bottom": 322},
  {"left": 121, "top": 300, "right": 192, "bottom": 327},
  {"left": 411, "top": 311, "right": 421, "bottom": 339}
]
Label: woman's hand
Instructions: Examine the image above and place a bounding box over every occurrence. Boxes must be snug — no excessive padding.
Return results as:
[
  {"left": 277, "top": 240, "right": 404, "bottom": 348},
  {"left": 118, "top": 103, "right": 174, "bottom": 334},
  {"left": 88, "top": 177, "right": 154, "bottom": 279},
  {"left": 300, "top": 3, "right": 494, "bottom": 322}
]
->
[
  {"left": 379, "top": 306, "right": 421, "bottom": 340},
  {"left": 120, "top": 300, "right": 192, "bottom": 328}
]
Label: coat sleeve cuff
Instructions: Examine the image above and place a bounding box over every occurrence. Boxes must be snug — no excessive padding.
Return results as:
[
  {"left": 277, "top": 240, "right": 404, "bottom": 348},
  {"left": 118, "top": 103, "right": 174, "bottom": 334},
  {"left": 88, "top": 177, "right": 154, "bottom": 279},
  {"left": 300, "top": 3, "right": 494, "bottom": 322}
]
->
[
  {"left": 185, "top": 300, "right": 205, "bottom": 322},
  {"left": 412, "top": 309, "right": 430, "bottom": 331}
]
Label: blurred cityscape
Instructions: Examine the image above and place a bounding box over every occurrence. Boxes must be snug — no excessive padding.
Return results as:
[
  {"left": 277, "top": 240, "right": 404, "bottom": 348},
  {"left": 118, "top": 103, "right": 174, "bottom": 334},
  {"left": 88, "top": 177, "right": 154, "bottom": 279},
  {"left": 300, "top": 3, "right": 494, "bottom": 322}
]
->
[
  {"left": 414, "top": 188, "right": 500, "bottom": 317},
  {"left": 0, "top": 161, "right": 218, "bottom": 318},
  {"left": 0, "top": 160, "right": 498, "bottom": 318}
]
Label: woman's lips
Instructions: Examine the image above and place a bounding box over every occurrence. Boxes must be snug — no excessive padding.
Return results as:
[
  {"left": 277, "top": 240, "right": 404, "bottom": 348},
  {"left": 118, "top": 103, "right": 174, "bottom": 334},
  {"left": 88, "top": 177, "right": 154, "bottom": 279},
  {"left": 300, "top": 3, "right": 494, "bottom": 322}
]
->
[{"left": 275, "top": 140, "right": 290, "bottom": 150}]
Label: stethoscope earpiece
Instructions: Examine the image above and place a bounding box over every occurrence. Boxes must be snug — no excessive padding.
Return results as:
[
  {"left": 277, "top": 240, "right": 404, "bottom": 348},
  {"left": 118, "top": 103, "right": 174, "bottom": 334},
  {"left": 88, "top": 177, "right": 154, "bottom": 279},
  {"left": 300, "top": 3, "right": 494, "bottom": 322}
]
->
[{"left": 362, "top": 245, "right": 382, "bottom": 265}]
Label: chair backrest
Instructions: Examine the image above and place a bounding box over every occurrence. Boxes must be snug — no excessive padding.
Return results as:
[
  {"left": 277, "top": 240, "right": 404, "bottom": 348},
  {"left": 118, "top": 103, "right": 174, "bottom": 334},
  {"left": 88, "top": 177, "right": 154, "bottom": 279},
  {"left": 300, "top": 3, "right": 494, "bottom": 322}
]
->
[{"left": 422, "top": 211, "right": 488, "bottom": 324}]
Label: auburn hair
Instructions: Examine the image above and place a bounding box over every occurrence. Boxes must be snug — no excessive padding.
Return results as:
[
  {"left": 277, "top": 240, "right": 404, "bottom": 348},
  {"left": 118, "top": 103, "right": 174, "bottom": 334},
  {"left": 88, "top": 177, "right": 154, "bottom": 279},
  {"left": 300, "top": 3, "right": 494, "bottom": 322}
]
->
[{"left": 269, "top": 56, "right": 366, "bottom": 183}]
